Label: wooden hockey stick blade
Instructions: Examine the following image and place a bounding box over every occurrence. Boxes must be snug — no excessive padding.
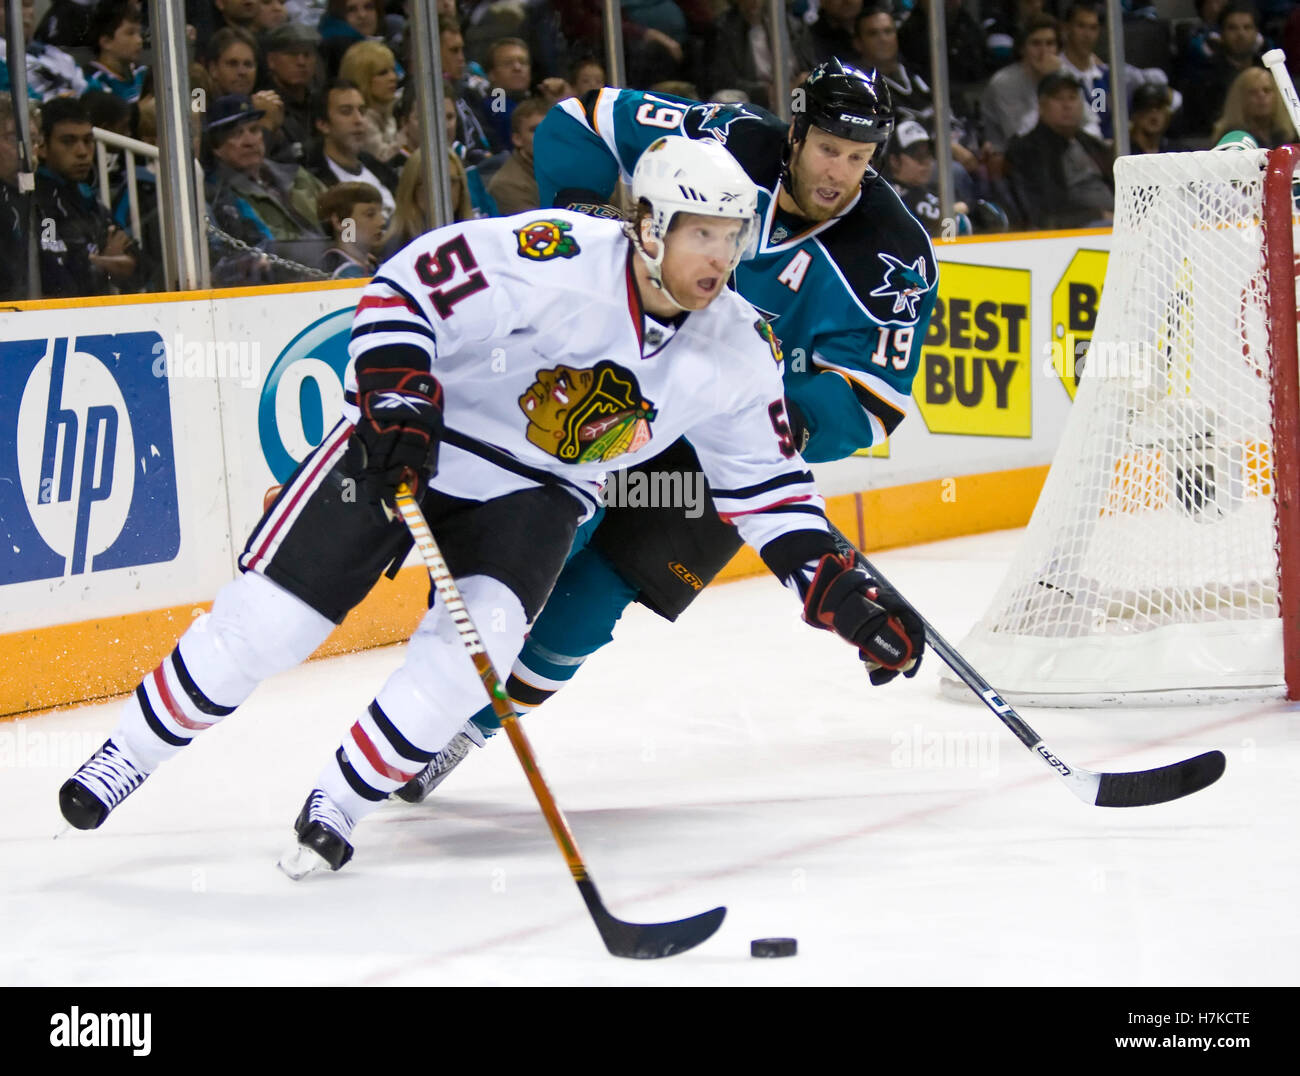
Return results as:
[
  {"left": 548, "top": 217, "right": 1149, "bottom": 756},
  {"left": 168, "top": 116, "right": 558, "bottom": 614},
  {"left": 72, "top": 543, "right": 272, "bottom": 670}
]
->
[
  {"left": 578, "top": 880, "right": 726, "bottom": 959},
  {"left": 1091, "top": 750, "right": 1227, "bottom": 808},
  {"left": 395, "top": 484, "right": 725, "bottom": 959}
]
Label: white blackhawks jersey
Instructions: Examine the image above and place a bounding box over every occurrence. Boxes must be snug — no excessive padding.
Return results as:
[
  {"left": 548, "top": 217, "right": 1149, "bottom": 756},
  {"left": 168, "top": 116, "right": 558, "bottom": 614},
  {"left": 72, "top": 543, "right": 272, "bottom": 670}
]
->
[{"left": 344, "top": 209, "right": 829, "bottom": 554}]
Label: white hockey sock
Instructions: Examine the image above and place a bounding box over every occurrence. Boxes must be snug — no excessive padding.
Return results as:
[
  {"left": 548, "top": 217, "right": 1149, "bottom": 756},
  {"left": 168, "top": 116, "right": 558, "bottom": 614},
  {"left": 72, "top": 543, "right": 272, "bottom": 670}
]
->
[
  {"left": 317, "top": 575, "right": 528, "bottom": 824},
  {"left": 113, "top": 571, "right": 335, "bottom": 772}
]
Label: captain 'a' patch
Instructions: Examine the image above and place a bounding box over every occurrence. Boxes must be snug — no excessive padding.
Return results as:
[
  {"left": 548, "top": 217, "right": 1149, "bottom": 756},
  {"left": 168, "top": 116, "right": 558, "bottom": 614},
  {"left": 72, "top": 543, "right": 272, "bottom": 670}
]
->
[
  {"left": 514, "top": 219, "right": 581, "bottom": 261},
  {"left": 519, "top": 361, "right": 657, "bottom": 462}
]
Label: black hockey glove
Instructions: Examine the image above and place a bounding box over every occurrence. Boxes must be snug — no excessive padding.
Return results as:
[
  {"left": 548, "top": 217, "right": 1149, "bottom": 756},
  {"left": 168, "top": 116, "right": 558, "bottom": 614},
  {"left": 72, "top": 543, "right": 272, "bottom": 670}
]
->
[
  {"left": 353, "top": 357, "right": 444, "bottom": 502},
  {"left": 802, "top": 553, "right": 925, "bottom": 685}
]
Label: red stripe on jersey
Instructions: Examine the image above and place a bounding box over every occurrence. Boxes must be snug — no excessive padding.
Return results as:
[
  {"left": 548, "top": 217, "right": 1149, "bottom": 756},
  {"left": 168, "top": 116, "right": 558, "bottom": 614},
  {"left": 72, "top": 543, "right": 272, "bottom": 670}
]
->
[
  {"left": 350, "top": 722, "right": 418, "bottom": 783},
  {"left": 245, "top": 423, "right": 354, "bottom": 573},
  {"left": 716, "top": 494, "right": 816, "bottom": 523},
  {"left": 152, "top": 665, "right": 214, "bottom": 731},
  {"left": 356, "top": 293, "right": 420, "bottom": 316},
  {"left": 624, "top": 257, "right": 644, "bottom": 350}
]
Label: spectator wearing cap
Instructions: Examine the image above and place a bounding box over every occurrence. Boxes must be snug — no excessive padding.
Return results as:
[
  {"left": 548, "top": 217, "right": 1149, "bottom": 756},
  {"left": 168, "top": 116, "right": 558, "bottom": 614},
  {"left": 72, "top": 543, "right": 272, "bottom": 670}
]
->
[
  {"left": 979, "top": 13, "right": 1062, "bottom": 163},
  {"left": 711, "top": 0, "right": 815, "bottom": 111},
  {"left": 204, "top": 93, "right": 326, "bottom": 248},
  {"left": 34, "top": 96, "right": 143, "bottom": 297},
  {"left": 85, "top": 0, "right": 148, "bottom": 103},
  {"left": 261, "top": 20, "right": 323, "bottom": 163},
  {"left": 1005, "top": 70, "right": 1114, "bottom": 230},
  {"left": 1129, "top": 82, "right": 1174, "bottom": 153},
  {"left": 206, "top": 26, "right": 288, "bottom": 145},
  {"left": 338, "top": 39, "right": 402, "bottom": 162},
  {"left": 303, "top": 78, "right": 398, "bottom": 220},
  {"left": 486, "top": 94, "right": 547, "bottom": 216},
  {"left": 883, "top": 121, "right": 972, "bottom": 238}
]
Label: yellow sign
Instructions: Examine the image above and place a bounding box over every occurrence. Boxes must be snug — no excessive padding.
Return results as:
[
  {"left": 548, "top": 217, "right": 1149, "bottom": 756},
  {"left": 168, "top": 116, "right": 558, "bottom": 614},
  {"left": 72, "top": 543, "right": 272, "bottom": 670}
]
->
[
  {"left": 915, "top": 262, "right": 1032, "bottom": 437},
  {"left": 1049, "top": 249, "right": 1109, "bottom": 400}
]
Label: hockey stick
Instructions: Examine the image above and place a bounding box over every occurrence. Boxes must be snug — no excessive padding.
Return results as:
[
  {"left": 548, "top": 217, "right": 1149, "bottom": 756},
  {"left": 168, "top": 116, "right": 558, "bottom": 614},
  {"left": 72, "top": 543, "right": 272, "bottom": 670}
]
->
[
  {"left": 393, "top": 483, "right": 725, "bottom": 958},
  {"left": 1263, "top": 50, "right": 1300, "bottom": 136},
  {"left": 827, "top": 525, "right": 1226, "bottom": 807}
]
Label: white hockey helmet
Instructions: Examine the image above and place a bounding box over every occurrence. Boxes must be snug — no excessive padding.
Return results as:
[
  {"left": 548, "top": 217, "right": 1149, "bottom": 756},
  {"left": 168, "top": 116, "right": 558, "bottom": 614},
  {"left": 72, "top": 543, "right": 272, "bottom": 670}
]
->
[{"left": 629, "top": 135, "right": 759, "bottom": 306}]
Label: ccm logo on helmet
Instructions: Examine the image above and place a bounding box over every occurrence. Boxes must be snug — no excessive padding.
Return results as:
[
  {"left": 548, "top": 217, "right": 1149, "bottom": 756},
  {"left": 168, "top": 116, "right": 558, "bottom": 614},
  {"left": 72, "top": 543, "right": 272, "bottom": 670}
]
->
[{"left": 841, "top": 114, "right": 871, "bottom": 125}]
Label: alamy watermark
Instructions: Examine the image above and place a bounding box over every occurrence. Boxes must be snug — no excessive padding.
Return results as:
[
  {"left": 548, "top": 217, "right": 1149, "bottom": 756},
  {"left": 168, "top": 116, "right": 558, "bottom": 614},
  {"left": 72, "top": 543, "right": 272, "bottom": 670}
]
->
[
  {"left": 151, "top": 333, "right": 262, "bottom": 388},
  {"left": 889, "top": 723, "right": 999, "bottom": 776},
  {"left": 50, "top": 1007, "right": 151, "bottom": 1056},
  {"left": 598, "top": 469, "right": 705, "bottom": 518},
  {"left": 0, "top": 726, "right": 101, "bottom": 770}
]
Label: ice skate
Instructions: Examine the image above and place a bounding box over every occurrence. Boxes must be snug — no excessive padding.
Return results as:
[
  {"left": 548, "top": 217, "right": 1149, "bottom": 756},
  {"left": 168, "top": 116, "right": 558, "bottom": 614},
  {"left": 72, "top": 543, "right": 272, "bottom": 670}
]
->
[
  {"left": 58, "top": 739, "right": 147, "bottom": 831},
  {"left": 392, "top": 729, "right": 479, "bottom": 804},
  {"left": 278, "top": 790, "right": 355, "bottom": 880}
]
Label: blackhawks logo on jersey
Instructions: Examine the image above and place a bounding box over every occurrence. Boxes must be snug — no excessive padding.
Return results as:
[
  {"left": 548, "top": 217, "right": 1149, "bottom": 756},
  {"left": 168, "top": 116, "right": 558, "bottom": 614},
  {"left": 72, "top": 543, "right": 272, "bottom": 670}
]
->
[
  {"left": 520, "top": 361, "right": 657, "bottom": 463},
  {"left": 754, "top": 318, "right": 782, "bottom": 364},
  {"left": 515, "top": 219, "right": 581, "bottom": 261}
]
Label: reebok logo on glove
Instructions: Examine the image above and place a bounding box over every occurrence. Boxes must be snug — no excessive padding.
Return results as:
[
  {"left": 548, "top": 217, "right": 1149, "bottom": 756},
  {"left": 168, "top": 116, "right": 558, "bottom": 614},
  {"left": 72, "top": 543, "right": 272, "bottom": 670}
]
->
[
  {"left": 801, "top": 552, "right": 926, "bottom": 686},
  {"left": 370, "top": 392, "right": 428, "bottom": 412}
]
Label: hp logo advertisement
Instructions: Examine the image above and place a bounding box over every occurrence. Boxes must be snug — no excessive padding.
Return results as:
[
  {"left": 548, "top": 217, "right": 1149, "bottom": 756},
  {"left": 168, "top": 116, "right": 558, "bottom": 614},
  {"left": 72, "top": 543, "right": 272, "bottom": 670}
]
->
[
  {"left": 258, "top": 308, "right": 354, "bottom": 481},
  {"left": 0, "top": 333, "right": 180, "bottom": 585}
]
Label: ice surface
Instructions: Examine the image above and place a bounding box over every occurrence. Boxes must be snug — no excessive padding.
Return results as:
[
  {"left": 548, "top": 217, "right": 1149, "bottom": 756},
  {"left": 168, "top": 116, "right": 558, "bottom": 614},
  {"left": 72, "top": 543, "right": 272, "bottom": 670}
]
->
[{"left": 1, "top": 528, "right": 1294, "bottom": 986}]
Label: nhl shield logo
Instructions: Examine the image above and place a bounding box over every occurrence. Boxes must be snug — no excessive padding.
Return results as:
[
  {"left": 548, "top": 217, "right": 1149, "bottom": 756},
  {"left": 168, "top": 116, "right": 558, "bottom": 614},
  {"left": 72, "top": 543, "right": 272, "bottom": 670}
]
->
[{"left": 515, "top": 219, "right": 581, "bottom": 261}]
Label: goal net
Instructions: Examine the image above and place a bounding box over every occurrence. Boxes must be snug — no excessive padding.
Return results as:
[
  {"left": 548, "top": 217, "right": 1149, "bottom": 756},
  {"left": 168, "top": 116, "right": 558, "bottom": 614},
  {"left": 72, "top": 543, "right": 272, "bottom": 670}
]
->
[{"left": 946, "top": 146, "right": 1300, "bottom": 706}]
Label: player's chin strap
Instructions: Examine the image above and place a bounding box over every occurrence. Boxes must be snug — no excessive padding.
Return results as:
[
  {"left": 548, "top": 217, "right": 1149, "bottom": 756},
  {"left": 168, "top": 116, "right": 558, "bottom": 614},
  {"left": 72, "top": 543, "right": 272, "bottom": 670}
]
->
[{"left": 626, "top": 217, "right": 689, "bottom": 311}]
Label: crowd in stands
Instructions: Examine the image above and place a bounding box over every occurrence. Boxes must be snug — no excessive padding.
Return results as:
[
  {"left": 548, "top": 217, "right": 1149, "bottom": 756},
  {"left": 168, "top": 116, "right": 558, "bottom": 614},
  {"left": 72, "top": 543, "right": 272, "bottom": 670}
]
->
[{"left": 2, "top": 0, "right": 1299, "bottom": 298}]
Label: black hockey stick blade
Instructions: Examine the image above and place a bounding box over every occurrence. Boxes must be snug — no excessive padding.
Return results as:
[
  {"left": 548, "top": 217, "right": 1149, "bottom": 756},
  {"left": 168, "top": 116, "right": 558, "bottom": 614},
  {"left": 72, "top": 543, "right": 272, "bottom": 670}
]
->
[
  {"left": 1093, "top": 749, "right": 1227, "bottom": 808},
  {"left": 578, "top": 879, "right": 726, "bottom": 959}
]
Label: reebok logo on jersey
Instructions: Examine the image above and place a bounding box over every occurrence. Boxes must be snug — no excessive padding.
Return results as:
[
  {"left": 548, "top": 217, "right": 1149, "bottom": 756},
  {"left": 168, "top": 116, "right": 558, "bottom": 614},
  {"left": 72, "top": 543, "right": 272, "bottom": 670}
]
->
[{"left": 515, "top": 220, "right": 581, "bottom": 261}]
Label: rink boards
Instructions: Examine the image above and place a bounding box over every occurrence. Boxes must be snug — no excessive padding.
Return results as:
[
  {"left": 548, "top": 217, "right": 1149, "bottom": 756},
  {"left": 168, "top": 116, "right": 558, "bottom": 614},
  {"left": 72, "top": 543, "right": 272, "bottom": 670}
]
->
[{"left": 0, "top": 228, "right": 1111, "bottom": 716}]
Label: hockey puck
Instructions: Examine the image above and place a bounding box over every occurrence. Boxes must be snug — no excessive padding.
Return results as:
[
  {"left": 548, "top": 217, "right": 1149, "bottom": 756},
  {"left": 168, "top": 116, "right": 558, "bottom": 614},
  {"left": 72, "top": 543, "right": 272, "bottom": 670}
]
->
[{"left": 751, "top": 937, "right": 797, "bottom": 958}]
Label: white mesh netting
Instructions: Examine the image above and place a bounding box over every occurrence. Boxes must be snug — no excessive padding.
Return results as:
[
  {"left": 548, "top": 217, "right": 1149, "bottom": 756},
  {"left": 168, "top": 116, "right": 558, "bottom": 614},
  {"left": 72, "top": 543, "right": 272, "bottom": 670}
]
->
[{"left": 949, "top": 148, "right": 1293, "bottom": 705}]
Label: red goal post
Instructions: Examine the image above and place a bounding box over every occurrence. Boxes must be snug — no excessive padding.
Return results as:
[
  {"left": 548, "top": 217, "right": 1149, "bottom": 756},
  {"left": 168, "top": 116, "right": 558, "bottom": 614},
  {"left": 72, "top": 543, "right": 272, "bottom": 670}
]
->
[
  {"left": 946, "top": 145, "right": 1300, "bottom": 707},
  {"left": 1264, "top": 144, "right": 1300, "bottom": 700}
]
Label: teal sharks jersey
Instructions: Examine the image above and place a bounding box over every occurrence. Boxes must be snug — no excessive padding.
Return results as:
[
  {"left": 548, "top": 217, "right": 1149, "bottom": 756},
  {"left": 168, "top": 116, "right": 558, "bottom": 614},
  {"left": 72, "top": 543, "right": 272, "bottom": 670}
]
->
[{"left": 535, "top": 88, "right": 939, "bottom": 462}]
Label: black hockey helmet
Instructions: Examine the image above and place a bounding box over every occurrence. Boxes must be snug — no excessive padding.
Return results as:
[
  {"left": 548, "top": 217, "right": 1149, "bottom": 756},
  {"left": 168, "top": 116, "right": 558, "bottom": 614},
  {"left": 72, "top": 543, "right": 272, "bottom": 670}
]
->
[{"left": 793, "top": 60, "right": 895, "bottom": 145}]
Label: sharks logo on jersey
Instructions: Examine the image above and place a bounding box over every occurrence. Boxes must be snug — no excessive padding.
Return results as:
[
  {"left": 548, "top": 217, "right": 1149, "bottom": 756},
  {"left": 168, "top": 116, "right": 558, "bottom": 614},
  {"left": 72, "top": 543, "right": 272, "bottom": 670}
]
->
[
  {"left": 688, "top": 102, "right": 760, "bottom": 146},
  {"left": 869, "top": 253, "right": 929, "bottom": 319},
  {"left": 519, "top": 361, "right": 657, "bottom": 463}
]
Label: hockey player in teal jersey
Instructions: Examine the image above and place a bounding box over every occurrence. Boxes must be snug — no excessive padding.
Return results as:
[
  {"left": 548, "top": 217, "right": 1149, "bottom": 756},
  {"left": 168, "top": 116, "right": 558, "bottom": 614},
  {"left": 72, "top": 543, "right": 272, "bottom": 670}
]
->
[{"left": 397, "top": 61, "right": 939, "bottom": 803}]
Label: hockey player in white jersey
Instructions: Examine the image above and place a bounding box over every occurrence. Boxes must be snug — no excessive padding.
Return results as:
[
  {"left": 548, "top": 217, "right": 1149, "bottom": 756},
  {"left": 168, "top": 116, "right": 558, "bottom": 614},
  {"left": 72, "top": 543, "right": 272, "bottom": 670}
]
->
[{"left": 57, "top": 136, "right": 924, "bottom": 876}]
